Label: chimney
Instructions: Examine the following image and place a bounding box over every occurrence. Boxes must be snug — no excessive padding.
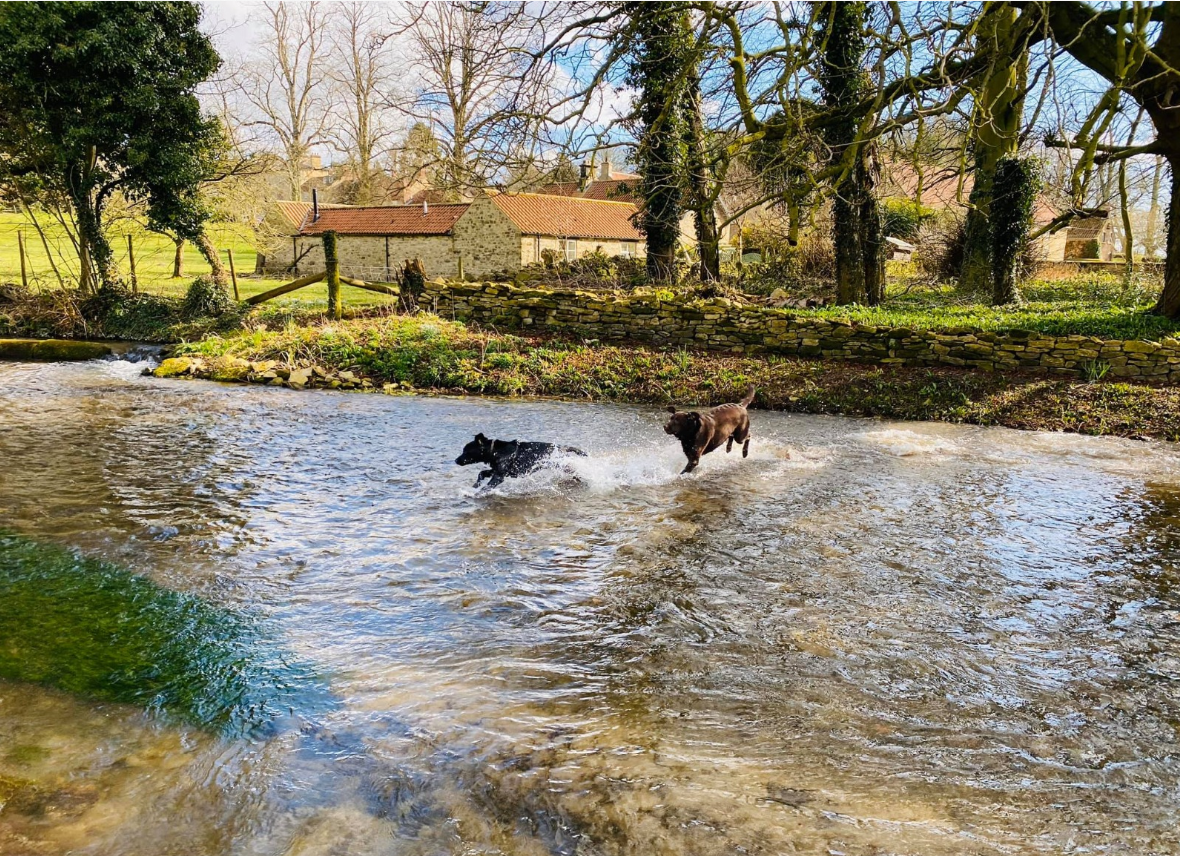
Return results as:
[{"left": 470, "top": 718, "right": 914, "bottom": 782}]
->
[
  {"left": 579, "top": 162, "right": 591, "bottom": 191},
  {"left": 423, "top": 198, "right": 429, "bottom": 215},
  {"left": 599, "top": 154, "right": 611, "bottom": 181},
  {"left": 312, "top": 188, "right": 319, "bottom": 221}
]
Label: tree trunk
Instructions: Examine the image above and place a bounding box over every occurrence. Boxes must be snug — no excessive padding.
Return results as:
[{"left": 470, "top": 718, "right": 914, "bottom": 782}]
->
[
  {"left": 1153, "top": 156, "right": 1180, "bottom": 319},
  {"left": 1144, "top": 156, "right": 1163, "bottom": 260},
  {"left": 625, "top": 1, "right": 691, "bottom": 287},
  {"left": 684, "top": 66, "right": 720, "bottom": 282},
  {"left": 172, "top": 237, "right": 185, "bottom": 278},
  {"left": 401, "top": 258, "right": 426, "bottom": 312},
  {"left": 860, "top": 147, "right": 885, "bottom": 306},
  {"left": 819, "top": 1, "right": 878, "bottom": 306},
  {"left": 74, "top": 193, "right": 116, "bottom": 290},
  {"left": 833, "top": 182, "right": 865, "bottom": 305},
  {"left": 992, "top": 253, "right": 1021, "bottom": 306},
  {"left": 1119, "top": 157, "right": 1134, "bottom": 287},
  {"left": 323, "top": 230, "right": 341, "bottom": 320},
  {"left": 194, "top": 231, "right": 229, "bottom": 287},
  {"left": 958, "top": 4, "right": 1027, "bottom": 294}
]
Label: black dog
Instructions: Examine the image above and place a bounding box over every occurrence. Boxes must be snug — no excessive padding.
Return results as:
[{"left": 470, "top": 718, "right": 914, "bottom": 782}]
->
[{"left": 455, "top": 433, "right": 587, "bottom": 488}]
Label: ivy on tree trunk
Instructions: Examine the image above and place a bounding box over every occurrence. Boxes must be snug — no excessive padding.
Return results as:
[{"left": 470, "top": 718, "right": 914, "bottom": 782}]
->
[
  {"left": 990, "top": 157, "right": 1041, "bottom": 306},
  {"left": 624, "top": 2, "right": 693, "bottom": 285},
  {"left": 959, "top": 4, "right": 1029, "bottom": 295},
  {"left": 819, "top": 1, "right": 884, "bottom": 306}
]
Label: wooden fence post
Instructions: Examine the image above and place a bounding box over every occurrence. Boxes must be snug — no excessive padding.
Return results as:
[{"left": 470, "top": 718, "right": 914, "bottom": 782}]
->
[
  {"left": 17, "top": 231, "right": 28, "bottom": 289},
  {"left": 322, "top": 230, "right": 341, "bottom": 320},
  {"left": 126, "top": 234, "right": 138, "bottom": 293},
  {"left": 226, "top": 248, "right": 240, "bottom": 301}
]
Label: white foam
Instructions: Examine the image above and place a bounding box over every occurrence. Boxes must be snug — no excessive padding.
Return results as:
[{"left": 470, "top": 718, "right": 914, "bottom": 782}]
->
[
  {"left": 466, "top": 437, "right": 820, "bottom": 497},
  {"left": 859, "top": 428, "right": 957, "bottom": 457}
]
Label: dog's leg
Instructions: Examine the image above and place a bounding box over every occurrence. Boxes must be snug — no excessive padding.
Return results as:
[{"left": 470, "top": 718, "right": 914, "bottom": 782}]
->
[
  {"left": 726, "top": 436, "right": 734, "bottom": 453},
  {"left": 681, "top": 455, "right": 700, "bottom": 474},
  {"left": 474, "top": 469, "right": 494, "bottom": 487},
  {"left": 743, "top": 438, "right": 750, "bottom": 458},
  {"left": 486, "top": 472, "right": 505, "bottom": 488}
]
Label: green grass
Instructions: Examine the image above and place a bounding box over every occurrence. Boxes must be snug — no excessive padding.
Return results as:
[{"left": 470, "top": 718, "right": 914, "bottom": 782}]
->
[
  {"left": 792, "top": 277, "right": 1179, "bottom": 340},
  {"left": 0, "top": 530, "right": 328, "bottom": 735},
  {"left": 0, "top": 210, "right": 395, "bottom": 309},
  {"left": 172, "top": 313, "right": 1180, "bottom": 442}
]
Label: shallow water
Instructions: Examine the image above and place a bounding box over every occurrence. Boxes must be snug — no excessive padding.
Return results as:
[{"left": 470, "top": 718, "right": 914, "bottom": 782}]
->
[{"left": 1, "top": 358, "right": 1179, "bottom": 855}]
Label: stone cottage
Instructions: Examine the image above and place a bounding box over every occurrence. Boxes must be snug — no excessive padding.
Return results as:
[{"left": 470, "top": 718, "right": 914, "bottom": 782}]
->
[{"left": 261, "top": 192, "right": 645, "bottom": 280}]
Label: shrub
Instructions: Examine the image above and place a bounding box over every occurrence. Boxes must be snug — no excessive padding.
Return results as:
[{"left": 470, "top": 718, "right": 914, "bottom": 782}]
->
[
  {"left": 914, "top": 215, "right": 966, "bottom": 283},
  {"left": 740, "top": 233, "right": 836, "bottom": 296},
  {"left": 881, "top": 198, "right": 936, "bottom": 241},
  {"left": 509, "top": 253, "right": 648, "bottom": 290},
  {"left": 182, "top": 275, "right": 233, "bottom": 319}
]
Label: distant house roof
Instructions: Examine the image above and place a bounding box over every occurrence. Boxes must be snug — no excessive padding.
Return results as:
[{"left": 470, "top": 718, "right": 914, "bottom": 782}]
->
[
  {"left": 295, "top": 203, "right": 470, "bottom": 236},
  {"left": 272, "top": 201, "right": 315, "bottom": 230},
  {"left": 882, "top": 160, "right": 1105, "bottom": 229},
  {"left": 1064, "top": 217, "right": 1110, "bottom": 241},
  {"left": 538, "top": 173, "right": 640, "bottom": 203},
  {"left": 489, "top": 193, "right": 643, "bottom": 240}
]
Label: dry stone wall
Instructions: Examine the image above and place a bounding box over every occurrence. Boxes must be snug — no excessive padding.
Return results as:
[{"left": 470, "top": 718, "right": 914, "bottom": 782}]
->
[{"left": 421, "top": 280, "right": 1180, "bottom": 382}]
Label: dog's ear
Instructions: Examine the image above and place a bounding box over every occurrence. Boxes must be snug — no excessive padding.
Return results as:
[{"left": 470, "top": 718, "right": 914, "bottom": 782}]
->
[
  {"left": 475, "top": 432, "right": 487, "bottom": 444},
  {"left": 688, "top": 411, "right": 702, "bottom": 430},
  {"left": 666, "top": 405, "right": 677, "bottom": 414}
]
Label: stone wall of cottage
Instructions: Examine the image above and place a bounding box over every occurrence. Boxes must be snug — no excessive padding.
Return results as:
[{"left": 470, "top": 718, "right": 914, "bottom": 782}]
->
[
  {"left": 266, "top": 235, "right": 461, "bottom": 280},
  {"left": 1034, "top": 259, "right": 1166, "bottom": 281},
  {"left": 449, "top": 197, "right": 522, "bottom": 277},
  {"left": 520, "top": 236, "right": 645, "bottom": 265},
  {"left": 421, "top": 280, "right": 1180, "bottom": 382}
]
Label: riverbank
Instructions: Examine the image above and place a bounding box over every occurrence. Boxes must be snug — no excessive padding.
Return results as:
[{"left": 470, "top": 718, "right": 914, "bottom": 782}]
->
[{"left": 161, "top": 314, "right": 1180, "bottom": 442}]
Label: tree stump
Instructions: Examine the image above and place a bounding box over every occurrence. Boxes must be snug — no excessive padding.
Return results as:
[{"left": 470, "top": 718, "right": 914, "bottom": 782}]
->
[{"left": 401, "top": 258, "right": 426, "bottom": 312}]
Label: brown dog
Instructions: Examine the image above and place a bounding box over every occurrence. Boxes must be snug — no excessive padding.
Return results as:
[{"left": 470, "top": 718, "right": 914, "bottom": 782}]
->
[{"left": 664, "top": 387, "right": 755, "bottom": 474}]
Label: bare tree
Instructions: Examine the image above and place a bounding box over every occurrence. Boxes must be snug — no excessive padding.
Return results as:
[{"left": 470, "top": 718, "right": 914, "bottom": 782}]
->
[
  {"left": 239, "top": 1, "right": 331, "bottom": 201},
  {"left": 390, "top": 2, "right": 548, "bottom": 198},
  {"left": 1142, "top": 156, "right": 1166, "bottom": 261},
  {"left": 327, "top": 3, "right": 401, "bottom": 204}
]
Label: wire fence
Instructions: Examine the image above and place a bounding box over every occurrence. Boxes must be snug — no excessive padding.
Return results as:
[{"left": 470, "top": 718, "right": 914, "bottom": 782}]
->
[{"left": 337, "top": 264, "right": 401, "bottom": 285}]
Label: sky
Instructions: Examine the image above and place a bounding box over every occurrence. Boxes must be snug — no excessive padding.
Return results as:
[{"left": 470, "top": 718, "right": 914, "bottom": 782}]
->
[{"left": 200, "top": 1, "right": 264, "bottom": 56}]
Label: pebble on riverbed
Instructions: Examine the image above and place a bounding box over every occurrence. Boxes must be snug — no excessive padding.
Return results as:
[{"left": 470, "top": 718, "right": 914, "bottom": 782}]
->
[{"left": 153, "top": 356, "right": 380, "bottom": 392}]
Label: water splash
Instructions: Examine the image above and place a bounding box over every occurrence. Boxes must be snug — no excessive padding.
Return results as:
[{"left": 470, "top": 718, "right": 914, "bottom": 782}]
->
[{"left": 859, "top": 427, "right": 959, "bottom": 456}]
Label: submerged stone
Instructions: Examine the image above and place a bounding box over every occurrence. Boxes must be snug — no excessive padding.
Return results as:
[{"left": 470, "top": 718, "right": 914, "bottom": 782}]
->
[
  {"left": 0, "top": 531, "right": 329, "bottom": 736},
  {"left": 0, "top": 338, "right": 112, "bottom": 361},
  {"left": 154, "top": 356, "right": 194, "bottom": 377}
]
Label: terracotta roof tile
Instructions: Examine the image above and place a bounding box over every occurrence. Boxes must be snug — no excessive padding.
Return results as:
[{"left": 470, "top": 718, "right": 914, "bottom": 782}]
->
[
  {"left": 274, "top": 201, "right": 312, "bottom": 230},
  {"left": 297, "top": 204, "right": 469, "bottom": 236},
  {"left": 490, "top": 193, "right": 642, "bottom": 241},
  {"left": 538, "top": 177, "right": 640, "bottom": 203}
]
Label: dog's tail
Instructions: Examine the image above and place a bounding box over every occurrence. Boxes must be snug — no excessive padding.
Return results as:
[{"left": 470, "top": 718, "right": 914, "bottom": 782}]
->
[{"left": 739, "top": 386, "right": 756, "bottom": 408}]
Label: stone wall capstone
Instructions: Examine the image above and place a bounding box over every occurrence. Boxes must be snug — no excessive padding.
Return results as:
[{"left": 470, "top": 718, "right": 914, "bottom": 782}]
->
[{"left": 421, "top": 280, "right": 1180, "bottom": 382}]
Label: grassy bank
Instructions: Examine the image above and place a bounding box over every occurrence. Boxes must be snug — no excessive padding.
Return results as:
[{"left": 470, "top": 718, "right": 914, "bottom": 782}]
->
[
  {"left": 773, "top": 276, "right": 1179, "bottom": 341},
  {"left": 0, "top": 531, "right": 326, "bottom": 734},
  {"left": 167, "top": 314, "right": 1180, "bottom": 442}
]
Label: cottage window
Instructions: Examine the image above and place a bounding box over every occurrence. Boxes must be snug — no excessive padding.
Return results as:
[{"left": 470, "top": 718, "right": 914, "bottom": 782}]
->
[
  {"left": 563, "top": 238, "right": 578, "bottom": 261},
  {"left": 533, "top": 236, "right": 541, "bottom": 263},
  {"left": 621, "top": 241, "right": 637, "bottom": 258}
]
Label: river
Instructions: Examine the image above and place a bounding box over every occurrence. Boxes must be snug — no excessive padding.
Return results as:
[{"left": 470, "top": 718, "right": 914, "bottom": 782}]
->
[{"left": 1, "top": 358, "right": 1178, "bottom": 855}]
